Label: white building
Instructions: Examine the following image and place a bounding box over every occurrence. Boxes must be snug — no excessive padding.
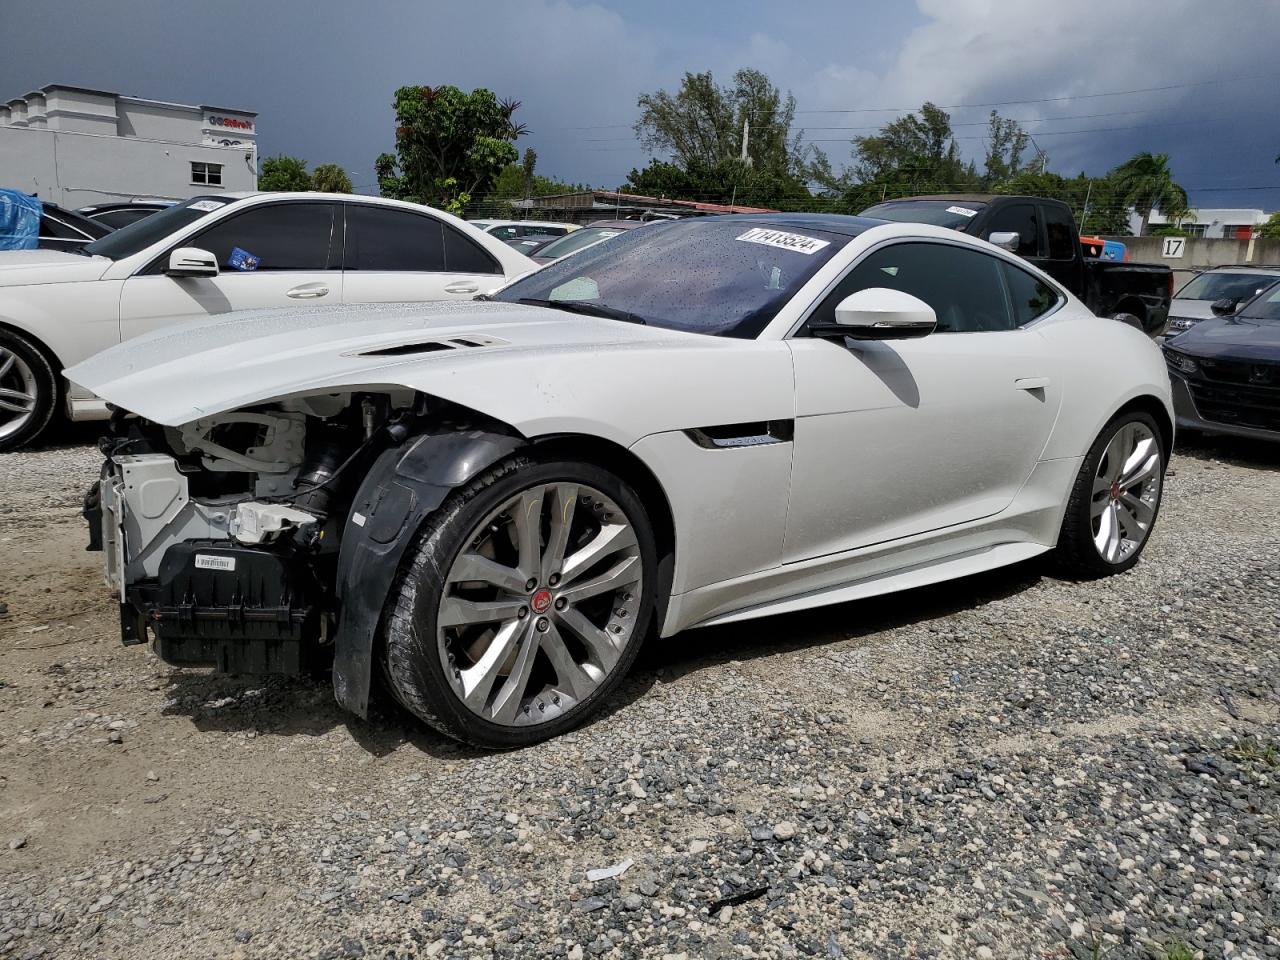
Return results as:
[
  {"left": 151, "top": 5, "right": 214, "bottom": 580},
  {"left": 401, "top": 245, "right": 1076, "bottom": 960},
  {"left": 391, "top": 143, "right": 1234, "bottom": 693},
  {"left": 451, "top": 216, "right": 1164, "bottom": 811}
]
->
[
  {"left": 1136, "top": 207, "right": 1273, "bottom": 240},
  {"left": 0, "top": 84, "right": 257, "bottom": 207}
]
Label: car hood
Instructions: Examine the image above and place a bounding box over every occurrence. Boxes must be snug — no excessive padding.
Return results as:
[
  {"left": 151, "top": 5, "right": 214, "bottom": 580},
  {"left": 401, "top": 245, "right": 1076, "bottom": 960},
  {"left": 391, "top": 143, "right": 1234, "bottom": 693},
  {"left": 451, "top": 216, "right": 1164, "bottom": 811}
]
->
[
  {"left": 0, "top": 249, "right": 113, "bottom": 286},
  {"left": 65, "top": 300, "right": 789, "bottom": 443},
  {"left": 1166, "top": 315, "right": 1280, "bottom": 362},
  {"left": 1167, "top": 299, "right": 1218, "bottom": 322}
]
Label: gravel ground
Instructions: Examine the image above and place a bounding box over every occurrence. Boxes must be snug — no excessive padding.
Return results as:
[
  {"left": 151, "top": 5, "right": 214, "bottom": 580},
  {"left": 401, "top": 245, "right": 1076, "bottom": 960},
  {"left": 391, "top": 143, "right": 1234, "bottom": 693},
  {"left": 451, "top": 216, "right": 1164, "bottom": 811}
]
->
[{"left": 1, "top": 429, "right": 1278, "bottom": 960}]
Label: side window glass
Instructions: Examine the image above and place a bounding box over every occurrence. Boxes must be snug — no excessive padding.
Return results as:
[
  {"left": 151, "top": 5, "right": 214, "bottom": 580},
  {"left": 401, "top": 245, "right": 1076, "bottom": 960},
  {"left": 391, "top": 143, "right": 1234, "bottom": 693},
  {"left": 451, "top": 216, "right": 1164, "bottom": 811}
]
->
[
  {"left": 810, "top": 242, "right": 1014, "bottom": 334},
  {"left": 183, "top": 203, "right": 334, "bottom": 271},
  {"left": 343, "top": 206, "right": 445, "bottom": 272},
  {"left": 1001, "top": 261, "right": 1061, "bottom": 325},
  {"left": 489, "top": 225, "right": 517, "bottom": 240},
  {"left": 984, "top": 204, "right": 1040, "bottom": 257},
  {"left": 1044, "top": 208, "right": 1076, "bottom": 260},
  {"left": 443, "top": 225, "right": 502, "bottom": 275},
  {"left": 40, "top": 215, "right": 79, "bottom": 239}
]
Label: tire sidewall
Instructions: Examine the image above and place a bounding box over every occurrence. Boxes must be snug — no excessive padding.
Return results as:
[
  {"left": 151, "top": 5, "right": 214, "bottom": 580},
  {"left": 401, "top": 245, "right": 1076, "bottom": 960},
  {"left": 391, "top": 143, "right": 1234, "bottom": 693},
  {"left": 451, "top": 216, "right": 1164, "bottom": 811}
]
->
[
  {"left": 1068, "top": 410, "right": 1166, "bottom": 575},
  {"left": 0, "top": 329, "right": 58, "bottom": 452},
  {"left": 385, "top": 457, "right": 659, "bottom": 749}
]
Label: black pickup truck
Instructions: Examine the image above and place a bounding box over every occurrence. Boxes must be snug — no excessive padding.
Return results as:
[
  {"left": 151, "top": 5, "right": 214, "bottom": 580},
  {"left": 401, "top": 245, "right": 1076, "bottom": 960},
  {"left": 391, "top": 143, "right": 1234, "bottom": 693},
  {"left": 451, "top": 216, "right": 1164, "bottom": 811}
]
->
[{"left": 861, "top": 194, "right": 1173, "bottom": 337}]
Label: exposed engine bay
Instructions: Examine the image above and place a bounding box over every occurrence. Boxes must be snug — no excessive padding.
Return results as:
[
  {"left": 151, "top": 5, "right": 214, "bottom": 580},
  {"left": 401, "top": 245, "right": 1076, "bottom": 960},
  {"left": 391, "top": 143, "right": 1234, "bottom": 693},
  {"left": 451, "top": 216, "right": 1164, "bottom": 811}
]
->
[{"left": 86, "top": 389, "right": 506, "bottom": 684}]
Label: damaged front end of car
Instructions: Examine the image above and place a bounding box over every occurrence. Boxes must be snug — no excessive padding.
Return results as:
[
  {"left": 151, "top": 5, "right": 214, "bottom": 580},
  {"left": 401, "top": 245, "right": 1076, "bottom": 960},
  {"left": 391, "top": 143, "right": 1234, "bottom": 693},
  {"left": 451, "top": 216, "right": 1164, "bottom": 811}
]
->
[{"left": 84, "top": 389, "right": 523, "bottom": 717}]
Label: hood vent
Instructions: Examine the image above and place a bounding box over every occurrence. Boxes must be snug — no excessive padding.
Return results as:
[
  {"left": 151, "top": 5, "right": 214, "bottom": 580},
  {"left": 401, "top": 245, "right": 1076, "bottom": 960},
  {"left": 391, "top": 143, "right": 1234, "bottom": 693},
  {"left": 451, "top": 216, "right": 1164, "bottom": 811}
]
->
[{"left": 356, "top": 334, "right": 505, "bottom": 358}]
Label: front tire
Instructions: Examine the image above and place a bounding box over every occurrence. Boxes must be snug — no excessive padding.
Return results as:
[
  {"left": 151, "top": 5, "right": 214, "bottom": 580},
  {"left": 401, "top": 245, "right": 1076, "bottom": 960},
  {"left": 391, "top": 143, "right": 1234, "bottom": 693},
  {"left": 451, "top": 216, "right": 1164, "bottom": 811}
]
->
[
  {"left": 1054, "top": 411, "right": 1166, "bottom": 578},
  {"left": 0, "top": 329, "right": 58, "bottom": 453},
  {"left": 381, "top": 455, "right": 657, "bottom": 749}
]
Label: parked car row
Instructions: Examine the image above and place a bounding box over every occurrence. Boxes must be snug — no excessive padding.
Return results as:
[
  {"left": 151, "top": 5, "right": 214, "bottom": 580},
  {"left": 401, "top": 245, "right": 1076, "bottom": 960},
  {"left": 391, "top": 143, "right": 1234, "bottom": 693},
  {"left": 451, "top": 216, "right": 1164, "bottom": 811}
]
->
[
  {"left": 0, "top": 191, "right": 536, "bottom": 450},
  {"left": 1162, "top": 268, "right": 1280, "bottom": 440}
]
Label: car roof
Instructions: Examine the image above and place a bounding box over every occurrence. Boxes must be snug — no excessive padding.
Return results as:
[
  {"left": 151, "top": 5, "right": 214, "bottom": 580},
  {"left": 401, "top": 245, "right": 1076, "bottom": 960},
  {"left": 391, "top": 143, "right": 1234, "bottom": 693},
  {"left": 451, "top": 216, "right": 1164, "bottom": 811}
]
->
[
  {"left": 709, "top": 212, "right": 886, "bottom": 238},
  {"left": 868, "top": 194, "right": 998, "bottom": 205}
]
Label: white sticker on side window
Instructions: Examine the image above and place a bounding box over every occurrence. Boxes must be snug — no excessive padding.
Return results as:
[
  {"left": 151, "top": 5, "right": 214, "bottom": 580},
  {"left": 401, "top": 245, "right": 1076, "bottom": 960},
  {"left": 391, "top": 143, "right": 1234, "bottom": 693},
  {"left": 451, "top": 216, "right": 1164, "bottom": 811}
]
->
[
  {"left": 945, "top": 205, "right": 979, "bottom": 218},
  {"left": 190, "top": 200, "right": 225, "bottom": 213},
  {"left": 194, "top": 554, "right": 236, "bottom": 572},
  {"left": 735, "top": 227, "right": 830, "bottom": 255}
]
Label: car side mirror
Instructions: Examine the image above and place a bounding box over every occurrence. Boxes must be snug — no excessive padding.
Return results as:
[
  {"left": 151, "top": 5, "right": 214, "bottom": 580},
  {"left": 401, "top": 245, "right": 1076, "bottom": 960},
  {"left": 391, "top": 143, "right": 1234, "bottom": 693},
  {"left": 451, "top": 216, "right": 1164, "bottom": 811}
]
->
[
  {"left": 166, "top": 247, "right": 219, "bottom": 278},
  {"left": 1210, "top": 297, "right": 1238, "bottom": 317},
  {"left": 988, "top": 231, "right": 1020, "bottom": 253},
  {"left": 809, "top": 287, "right": 937, "bottom": 341}
]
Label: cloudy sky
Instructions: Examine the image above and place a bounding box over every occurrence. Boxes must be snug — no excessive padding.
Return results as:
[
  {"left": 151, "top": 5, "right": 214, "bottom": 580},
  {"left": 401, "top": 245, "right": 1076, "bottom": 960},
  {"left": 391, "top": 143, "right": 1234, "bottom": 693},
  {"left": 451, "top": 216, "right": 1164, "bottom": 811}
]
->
[{"left": 4, "top": 0, "right": 1278, "bottom": 210}]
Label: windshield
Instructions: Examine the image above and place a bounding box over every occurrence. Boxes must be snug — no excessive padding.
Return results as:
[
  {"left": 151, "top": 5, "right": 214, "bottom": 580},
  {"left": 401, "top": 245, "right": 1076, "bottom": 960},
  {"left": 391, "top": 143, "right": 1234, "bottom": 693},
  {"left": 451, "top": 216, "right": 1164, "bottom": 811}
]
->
[
  {"left": 861, "top": 199, "right": 988, "bottom": 230},
  {"left": 1239, "top": 285, "right": 1280, "bottom": 321},
  {"left": 83, "top": 196, "right": 236, "bottom": 260},
  {"left": 1175, "top": 271, "right": 1280, "bottom": 302},
  {"left": 534, "top": 226, "right": 628, "bottom": 260},
  {"left": 494, "top": 218, "right": 852, "bottom": 338}
]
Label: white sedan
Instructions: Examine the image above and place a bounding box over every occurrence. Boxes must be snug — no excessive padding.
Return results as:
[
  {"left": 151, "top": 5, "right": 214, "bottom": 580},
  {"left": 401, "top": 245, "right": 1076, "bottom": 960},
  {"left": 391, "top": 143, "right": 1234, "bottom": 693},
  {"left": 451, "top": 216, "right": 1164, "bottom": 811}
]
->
[
  {"left": 67, "top": 215, "right": 1172, "bottom": 748},
  {"left": 0, "top": 192, "right": 534, "bottom": 450}
]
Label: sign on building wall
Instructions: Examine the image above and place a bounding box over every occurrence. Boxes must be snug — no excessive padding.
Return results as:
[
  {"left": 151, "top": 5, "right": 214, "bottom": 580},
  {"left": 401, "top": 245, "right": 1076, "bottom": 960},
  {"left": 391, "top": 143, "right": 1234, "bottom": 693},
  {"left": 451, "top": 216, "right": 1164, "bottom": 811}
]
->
[
  {"left": 1161, "top": 237, "right": 1186, "bottom": 259},
  {"left": 202, "top": 112, "right": 255, "bottom": 147}
]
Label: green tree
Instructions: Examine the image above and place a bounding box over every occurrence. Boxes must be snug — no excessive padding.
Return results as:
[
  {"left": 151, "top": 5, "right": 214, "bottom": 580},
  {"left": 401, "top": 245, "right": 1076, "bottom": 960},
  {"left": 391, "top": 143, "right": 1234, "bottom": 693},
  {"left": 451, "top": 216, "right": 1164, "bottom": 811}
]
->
[
  {"left": 1112, "top": 152, "right": 1188, "bottom": 236},
  {"left": 311, "top": 163, "right": 353, "bottom": 193},
  {"left": 837, "top": 103, "right": 980, "bottom": 210},
  {"left": 622, "top": 157, "right": 810, "bottom": 208},
  {"left": 376, "top": 85, "right": 524, "bottom": 209},
  {"left": 634, "top": 68, "right": 808, "bottom": 184},
  {"left": 982, "top": 110, "right": 1032, "bottom": 185},
  {"left": 1259, "top": 212, "right": 1280, "bottom": 240},
  {"left": 257, "top": 155, "right": 311, "bottom": 191}
]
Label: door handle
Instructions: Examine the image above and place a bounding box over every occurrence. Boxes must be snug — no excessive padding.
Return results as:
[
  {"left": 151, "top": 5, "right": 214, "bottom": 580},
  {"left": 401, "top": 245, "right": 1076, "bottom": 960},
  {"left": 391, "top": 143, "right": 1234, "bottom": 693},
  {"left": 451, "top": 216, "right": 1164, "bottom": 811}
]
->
[
  {"left": 1014, "top": 376, "right": 1051, "bottom": 390},
  {"left": 286, "top": 283, "right": 329, "bottom": 299},
  {"left": 444, "top": 281, "right": 480, "bottom": 295}
]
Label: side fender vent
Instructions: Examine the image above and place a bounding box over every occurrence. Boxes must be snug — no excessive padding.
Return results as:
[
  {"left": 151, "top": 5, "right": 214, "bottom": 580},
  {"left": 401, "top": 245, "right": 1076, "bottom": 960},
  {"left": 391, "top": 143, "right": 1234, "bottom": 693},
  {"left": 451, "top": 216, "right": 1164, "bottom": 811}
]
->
[{"left": 685, "top": 420, "right": 794, "bottom": 449}]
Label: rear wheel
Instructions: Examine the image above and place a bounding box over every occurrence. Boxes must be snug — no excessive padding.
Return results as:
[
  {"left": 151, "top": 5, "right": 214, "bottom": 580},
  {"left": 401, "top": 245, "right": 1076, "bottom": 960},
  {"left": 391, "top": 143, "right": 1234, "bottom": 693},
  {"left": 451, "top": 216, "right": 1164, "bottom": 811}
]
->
[
  {"left": 0, "top": 329, "right": 58, "bottom": 453},
  {"left": 1054, "top": 411, "right": 1166, "bottom": 577},
  {"left": 381, "top": 456, "right": 657, "bottom": 748}
]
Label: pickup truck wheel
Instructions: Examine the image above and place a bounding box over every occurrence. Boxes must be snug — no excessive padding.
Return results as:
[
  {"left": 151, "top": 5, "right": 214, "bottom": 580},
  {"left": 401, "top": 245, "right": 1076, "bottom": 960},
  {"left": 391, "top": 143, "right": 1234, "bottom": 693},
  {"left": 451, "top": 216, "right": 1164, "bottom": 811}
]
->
[
  {"left": 0, "top": 329, "right": 58, "bottom": 453},
  {"left": 1053, "top": 411, "right": 1166, "bottom": 578},
  {"left": 381, "top": 455, "right": 657, "bottom": 749}
]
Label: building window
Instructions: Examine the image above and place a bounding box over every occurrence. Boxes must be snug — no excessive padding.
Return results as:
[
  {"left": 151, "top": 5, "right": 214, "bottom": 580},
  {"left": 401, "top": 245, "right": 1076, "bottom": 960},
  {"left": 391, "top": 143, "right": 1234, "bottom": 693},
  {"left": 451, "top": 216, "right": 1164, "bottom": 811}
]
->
[{"left": 191, "top": 161, "right": 223, "bottom": 186}]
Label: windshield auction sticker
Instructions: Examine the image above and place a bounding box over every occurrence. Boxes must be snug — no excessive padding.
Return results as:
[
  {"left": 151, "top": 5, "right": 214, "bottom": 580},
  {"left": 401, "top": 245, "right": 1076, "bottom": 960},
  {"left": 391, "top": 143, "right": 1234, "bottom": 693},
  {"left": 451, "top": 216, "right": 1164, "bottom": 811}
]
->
[
  {"left": 945, "top": 205, "right": 979, "bottom": 218},
  {"left": 190, "top": 200, "right": 226, "bottom": 213},
  {"left": 736, "top": 227, "right": 830, "bottom": 255}
]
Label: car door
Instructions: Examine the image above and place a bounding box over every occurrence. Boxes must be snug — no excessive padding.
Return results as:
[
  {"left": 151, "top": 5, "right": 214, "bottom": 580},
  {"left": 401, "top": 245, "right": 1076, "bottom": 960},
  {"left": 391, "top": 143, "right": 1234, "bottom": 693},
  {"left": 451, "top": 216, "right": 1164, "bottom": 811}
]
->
[
  {"left": 118, "top": 200, "right": 340, "bottom": 342},
  {"left": 340, "top": 203, "right": 506, "bottom": 304},
  {"left": 783, "top": 240, "right": 1064, "bottom": 562}
]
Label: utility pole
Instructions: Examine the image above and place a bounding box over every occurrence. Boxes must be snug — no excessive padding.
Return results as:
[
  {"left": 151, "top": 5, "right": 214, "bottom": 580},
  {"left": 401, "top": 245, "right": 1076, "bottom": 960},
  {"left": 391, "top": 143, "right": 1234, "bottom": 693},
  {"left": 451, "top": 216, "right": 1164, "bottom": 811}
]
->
[{"left": 1078, "top": 182, "right": 1093, "bottom": 235}]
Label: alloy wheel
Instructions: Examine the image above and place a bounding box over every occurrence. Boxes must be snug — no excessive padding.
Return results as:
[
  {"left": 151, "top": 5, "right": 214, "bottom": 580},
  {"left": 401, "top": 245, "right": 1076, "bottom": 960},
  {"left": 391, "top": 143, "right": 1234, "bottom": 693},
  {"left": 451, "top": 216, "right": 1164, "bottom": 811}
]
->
[
  {"left": 0, "top": 346, "right": 39, "bottom": 443},
  {"left": 1091, "top": 421, "right": 1162, "bottom": 564},
  {"left": 436, "top": 482, "right": 644, "bottom": 727}
]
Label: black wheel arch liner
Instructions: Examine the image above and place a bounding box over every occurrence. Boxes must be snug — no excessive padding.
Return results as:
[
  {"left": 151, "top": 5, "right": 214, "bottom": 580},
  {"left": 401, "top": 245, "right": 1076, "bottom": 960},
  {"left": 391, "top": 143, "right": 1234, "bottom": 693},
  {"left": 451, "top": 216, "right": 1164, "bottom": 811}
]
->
[{"left": 331, "top": 428, "right": 525, "bottom": 717}]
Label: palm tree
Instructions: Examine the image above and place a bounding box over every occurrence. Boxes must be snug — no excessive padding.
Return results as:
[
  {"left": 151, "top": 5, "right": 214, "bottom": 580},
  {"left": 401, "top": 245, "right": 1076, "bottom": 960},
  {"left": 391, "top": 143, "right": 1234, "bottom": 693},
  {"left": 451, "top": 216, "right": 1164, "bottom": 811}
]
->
[{"left": 1112, "top": 152, "right": 1188, "bottom": 236}]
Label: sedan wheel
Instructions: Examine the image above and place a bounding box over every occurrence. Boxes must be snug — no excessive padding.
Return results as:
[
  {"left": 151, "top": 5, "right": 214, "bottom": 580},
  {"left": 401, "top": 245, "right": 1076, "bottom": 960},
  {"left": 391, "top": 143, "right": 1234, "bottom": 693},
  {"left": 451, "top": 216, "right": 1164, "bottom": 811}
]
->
[
  {"left": 0, "top": 330, "right": 58, "bottom": 452},
  {"left": 382, "top": 457, "right": 657, "bottom": 748},
  {"left": 1054, "top": 411, "right": 1166, "bottom": 577}
]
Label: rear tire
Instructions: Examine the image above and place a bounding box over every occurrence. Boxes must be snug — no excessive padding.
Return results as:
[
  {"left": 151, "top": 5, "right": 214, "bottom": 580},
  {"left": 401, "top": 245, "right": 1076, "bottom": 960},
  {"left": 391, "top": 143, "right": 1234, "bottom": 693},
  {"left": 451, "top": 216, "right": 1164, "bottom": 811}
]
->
[
  {"left": 381, "top": 455, "right": 657, "bottom": 749},
  {"left": 0, "top": 328, "right": 58, "bottom": 453},
  {"left": 1053, "top": 410, "right": 1166, "bottom": 578}
]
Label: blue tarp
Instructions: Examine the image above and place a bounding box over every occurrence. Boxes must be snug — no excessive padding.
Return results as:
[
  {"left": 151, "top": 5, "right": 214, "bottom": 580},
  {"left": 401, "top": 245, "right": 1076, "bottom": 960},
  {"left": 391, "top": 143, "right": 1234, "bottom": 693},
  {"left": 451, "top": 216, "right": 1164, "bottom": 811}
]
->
[{"left": 0, "top": 189, "right": 42, "bottom": 251}]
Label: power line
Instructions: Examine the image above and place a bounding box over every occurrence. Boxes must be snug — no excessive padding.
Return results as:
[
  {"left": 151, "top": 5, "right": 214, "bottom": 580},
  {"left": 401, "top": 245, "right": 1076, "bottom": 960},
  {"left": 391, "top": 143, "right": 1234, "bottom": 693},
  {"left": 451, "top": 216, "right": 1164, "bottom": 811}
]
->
[{"left": 793, "top": 71, "right": 1280, "bottom": 114}]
